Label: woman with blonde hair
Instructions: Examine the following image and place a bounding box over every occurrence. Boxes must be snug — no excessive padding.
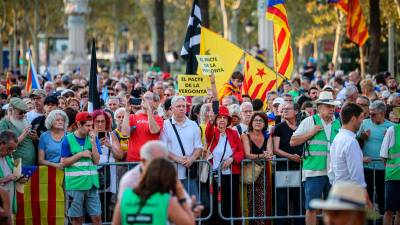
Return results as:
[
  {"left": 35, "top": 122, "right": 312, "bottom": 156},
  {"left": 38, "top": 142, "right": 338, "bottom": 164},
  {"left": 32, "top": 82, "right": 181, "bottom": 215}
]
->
[{"left": 360, "top": 79, "right": 378, "bottom": 101}]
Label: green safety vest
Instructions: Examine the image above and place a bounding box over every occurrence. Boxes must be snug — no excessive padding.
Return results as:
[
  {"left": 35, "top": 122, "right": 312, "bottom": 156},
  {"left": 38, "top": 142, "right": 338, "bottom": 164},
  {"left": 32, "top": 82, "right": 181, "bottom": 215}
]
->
[
  {"left": 64, "top": 134, "right": 99, "bottom": 191},
  {"left": 0, "top": 155, "right": 17, "bottom": 214},
  {"left": 385, "top": 125, "right": 400, "bottom": 181},
  {"left": 303, "top": 114, "right": 341, "bottom": 171},
  {"left": 121, "top": 190, "right": 170, "bottom": 225}
]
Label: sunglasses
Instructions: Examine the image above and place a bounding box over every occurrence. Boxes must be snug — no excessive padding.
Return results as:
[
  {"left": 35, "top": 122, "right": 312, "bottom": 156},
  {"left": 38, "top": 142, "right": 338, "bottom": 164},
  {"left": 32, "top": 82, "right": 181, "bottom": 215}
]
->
[{"left": 14, "top": 109, "right": 26, "bottom": 115}]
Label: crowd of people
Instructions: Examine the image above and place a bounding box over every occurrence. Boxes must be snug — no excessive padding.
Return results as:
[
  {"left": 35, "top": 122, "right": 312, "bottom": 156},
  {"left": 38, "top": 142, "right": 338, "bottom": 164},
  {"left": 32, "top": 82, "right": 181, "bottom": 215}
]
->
[{"left": 0, "top": 62, "right": 399, "bottom": 225}]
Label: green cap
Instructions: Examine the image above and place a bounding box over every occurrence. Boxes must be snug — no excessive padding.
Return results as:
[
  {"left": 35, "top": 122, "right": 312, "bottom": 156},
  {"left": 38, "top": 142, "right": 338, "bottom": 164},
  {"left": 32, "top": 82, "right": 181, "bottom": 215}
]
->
[{"left": 9, "top": 97, "right": 28, "bottom": 112}]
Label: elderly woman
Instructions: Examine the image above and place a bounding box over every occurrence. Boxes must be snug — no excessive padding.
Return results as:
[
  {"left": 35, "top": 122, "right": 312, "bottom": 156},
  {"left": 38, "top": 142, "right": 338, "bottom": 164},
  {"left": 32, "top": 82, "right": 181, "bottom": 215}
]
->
[
  {"left": 241, "top": 112, "right": 273, "bottom": 225},
  {"left": 205, "top": 105, "right": 244, "bottom": 225},
  {"left": 38, "top": 110, "right": 68, "bottom": 169}
]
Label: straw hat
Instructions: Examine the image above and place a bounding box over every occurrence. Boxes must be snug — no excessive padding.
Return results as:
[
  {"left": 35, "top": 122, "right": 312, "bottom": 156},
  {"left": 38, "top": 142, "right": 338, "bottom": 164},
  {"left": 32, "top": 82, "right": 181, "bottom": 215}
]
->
[
  {"left": 310, "top": 182, "right": 379, "bottom": 219},
  {"left": 315, "top": 91, "right": 340, "bottom": 106}
]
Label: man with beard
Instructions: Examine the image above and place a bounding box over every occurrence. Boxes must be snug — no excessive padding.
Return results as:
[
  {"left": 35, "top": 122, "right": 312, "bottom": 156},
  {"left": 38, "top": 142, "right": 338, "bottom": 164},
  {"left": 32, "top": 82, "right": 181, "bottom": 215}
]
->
[
  {"left": 386, "top": 76, "right": 400, "bottom": 93},
  {"left": 0, "top": 98, "right": 36, "bottom": 166}
]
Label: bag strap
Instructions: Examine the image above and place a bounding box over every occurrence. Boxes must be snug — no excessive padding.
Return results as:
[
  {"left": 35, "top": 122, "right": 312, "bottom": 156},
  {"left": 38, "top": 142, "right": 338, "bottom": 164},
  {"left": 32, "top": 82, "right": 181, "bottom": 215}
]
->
[
  {"left": 236, "top": 124, "right": 243, "bottom": 136},
  {"left": 170, "top": 119, "right": 186, "bottom": 156}
]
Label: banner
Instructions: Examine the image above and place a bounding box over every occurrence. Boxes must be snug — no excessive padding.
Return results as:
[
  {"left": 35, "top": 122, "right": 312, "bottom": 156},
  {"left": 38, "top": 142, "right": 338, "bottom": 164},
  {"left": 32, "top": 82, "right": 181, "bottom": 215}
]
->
[
  {"left": 198, "top": 27, "right": 244, "bottom": 98},
  {"left": 196, "top": 55, "right": 224, "bottom": 75},
  {"left": 178, "top": 74, "right": 210, "bottom": 96}
]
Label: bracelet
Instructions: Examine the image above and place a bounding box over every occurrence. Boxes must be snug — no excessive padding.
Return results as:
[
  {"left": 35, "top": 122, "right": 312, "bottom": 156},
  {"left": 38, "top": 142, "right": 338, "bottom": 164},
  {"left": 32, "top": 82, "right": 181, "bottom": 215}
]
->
[{"left": 178, "top": 198, "right": 187, "bottom": 204}]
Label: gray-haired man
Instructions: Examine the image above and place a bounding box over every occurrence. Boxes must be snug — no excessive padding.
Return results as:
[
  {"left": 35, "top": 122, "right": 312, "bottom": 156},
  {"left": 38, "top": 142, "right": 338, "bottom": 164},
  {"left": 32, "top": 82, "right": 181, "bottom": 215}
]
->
[{"left": 160, "top": 96, "right": 203, "bottom": 198}]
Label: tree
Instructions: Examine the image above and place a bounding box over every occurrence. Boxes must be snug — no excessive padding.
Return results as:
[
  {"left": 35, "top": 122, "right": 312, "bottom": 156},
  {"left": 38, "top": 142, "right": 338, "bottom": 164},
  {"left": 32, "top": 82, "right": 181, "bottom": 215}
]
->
[
  {"left": 368, "top": 0, "right": 381, "bottom": 75},
  {"left": 199, "top": 0, "right": 210, "bottom": 28},
  {"left": 154, "top": 0, "right": 167, "bottom": 70}
]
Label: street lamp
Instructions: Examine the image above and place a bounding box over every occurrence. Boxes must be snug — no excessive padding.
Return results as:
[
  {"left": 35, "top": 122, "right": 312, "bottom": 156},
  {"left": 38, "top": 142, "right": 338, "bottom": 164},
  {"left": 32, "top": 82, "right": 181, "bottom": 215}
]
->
[{"left": 245, "top": 20, "right": 255, "bottom": 50}]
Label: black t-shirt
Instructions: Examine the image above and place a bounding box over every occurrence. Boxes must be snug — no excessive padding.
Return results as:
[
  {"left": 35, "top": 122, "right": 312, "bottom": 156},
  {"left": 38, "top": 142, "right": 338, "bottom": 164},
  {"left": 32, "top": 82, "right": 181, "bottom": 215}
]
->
[
  {"left": 297, "top": 94, "right": 311, "bottom": 109},
  {"left": 273, "top": 121, "right": 303, "bottom": 170},
  {"left": 303, "top": 65, "right": 316, "bottom": 80},
  {"left": 31, "top": 115, "right": 47, "bottom": 137}
]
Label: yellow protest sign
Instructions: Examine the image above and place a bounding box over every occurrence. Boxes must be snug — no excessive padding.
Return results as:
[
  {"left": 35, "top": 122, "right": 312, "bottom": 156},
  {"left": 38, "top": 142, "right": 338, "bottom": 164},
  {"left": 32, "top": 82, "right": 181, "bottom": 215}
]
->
[
  {"left": 178, "top": 75, "right": 210, "bottom": 96},
  {"left": 196, "top": 55, "right": 224, "bottom": 75}
]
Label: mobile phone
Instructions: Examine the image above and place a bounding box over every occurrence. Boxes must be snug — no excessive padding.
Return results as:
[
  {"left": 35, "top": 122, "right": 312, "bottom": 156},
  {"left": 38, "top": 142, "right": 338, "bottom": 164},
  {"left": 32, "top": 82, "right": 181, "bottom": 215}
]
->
[
  {"left": 98, "top": 132, "right": 106, "bottom": 139},
  {"left": 30, "top": 124, "right": 39, "bottom": 132},
  {"left": 129, "top": 97, "right": 142, "bottom": 106},
  {"left": 212, "top": 100, "right": 219, "bottom": 115}
]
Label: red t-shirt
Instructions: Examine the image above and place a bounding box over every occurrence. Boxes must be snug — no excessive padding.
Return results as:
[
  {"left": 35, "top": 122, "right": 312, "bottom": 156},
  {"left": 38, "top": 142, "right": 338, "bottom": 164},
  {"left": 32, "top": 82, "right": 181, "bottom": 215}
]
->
[{"left": 126, "top": 113, "right": 164, "bottom": 162}]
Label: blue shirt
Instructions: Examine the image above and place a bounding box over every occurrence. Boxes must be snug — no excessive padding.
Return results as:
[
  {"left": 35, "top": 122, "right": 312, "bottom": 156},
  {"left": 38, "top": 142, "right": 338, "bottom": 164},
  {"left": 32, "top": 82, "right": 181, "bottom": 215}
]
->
[
  {"left": 357, "top": 119, "right": 394, "bottom": 170},
  {"left": 61, "top": 134, "right": 102, "bottom": 158},
  {"left": 38, "top": 131, "right": 65, "bottom": 163}
]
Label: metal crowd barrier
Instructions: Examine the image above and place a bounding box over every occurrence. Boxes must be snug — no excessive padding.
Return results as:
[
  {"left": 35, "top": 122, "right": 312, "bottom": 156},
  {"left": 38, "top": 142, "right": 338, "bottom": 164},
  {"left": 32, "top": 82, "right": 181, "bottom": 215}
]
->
[{"left": 66, "top": 158, "right": 384, "bottom": 225}]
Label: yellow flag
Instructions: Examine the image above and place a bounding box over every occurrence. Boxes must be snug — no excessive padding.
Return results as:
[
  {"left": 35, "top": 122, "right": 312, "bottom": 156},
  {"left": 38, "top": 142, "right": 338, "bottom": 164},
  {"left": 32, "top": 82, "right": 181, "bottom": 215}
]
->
[
  {"left": 198, "top": 27, "right": 244, "bottom": 98},
  {"left": 243, "top": 53, "right": 278, "bottom": 102}
]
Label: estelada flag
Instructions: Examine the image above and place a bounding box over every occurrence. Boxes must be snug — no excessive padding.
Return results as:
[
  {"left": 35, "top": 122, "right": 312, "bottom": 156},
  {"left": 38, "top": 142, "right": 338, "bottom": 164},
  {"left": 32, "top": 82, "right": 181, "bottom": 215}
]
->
[
  {"left": 329, "top": 0, "right": 369, "bottom": 46},
  {"left": 266, "top": 0, "right": 294, "bottom": 81},
  {"left": 16, "top": 166, "right": 65, "bottom": 225},
  {"left": 198, "top": 26, "right": 244, "bottom": 99},
  {"left": 242, "top": 53, "right": 277, "bottom": 102},
  {"left": 25, "top": 50, "right": 41, "bottom": 93}
]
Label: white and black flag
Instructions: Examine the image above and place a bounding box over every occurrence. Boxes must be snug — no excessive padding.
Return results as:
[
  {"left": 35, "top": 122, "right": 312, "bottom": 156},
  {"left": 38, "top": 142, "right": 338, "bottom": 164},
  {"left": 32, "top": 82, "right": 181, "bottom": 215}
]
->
[
  {"left": 181, "top": 0, "right": 202, "bottom": 75},
  {"left": 88, "top": 39, "right": 100, "bottom": 113}
]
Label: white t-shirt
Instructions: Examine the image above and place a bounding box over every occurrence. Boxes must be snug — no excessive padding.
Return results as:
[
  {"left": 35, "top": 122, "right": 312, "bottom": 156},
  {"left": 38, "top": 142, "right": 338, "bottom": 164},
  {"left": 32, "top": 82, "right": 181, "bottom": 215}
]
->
[
  {"left": 26, "top": 110, "right": 43, "bottom": 123},
  {"left": 212, "top": 134, "right": 233, "bottom": 174},
  {"left": 380, "top": 126, "right": 396, "bottom": 159},
  {"left": 293, "top": 114, "right": 335, "bottom": 180}
]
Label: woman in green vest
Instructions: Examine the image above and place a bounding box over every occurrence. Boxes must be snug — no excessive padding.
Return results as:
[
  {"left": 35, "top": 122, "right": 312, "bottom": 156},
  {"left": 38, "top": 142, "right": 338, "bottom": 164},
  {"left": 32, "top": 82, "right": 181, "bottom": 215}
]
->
[{"left": 112, "top": 158, "right": 196, "bottom": 225}]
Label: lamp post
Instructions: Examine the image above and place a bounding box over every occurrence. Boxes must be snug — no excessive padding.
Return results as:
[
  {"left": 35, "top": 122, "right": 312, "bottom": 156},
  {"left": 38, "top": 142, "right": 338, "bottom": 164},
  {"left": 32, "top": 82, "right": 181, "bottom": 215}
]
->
[{"left": 245, "top": 20, "right": 255, "bottom": 50}]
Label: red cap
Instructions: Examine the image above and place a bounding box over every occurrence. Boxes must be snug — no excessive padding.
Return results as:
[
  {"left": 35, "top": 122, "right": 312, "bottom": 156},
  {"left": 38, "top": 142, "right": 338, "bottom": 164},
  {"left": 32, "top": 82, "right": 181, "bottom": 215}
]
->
[{"left": 75, "top": 112, "right": 93, "bottom": 122}]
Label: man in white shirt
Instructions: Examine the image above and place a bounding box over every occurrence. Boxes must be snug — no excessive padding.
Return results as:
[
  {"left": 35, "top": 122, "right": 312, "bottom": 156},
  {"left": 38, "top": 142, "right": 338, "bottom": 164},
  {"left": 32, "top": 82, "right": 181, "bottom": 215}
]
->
[
  {"left": 328, "top": 103, "right": 366, "bottom": 187},
  {"left": 290, "top": 91, "right": 341, "bottom": 225},
  {"left": 160, "top": 96, "right": 203, "bottom": 198},
  {"left": 380, "top": 124, "right": 400, "bottom": 225},
  {"left": 233, "top": 102, "right": 253, "bottom": 136}
]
